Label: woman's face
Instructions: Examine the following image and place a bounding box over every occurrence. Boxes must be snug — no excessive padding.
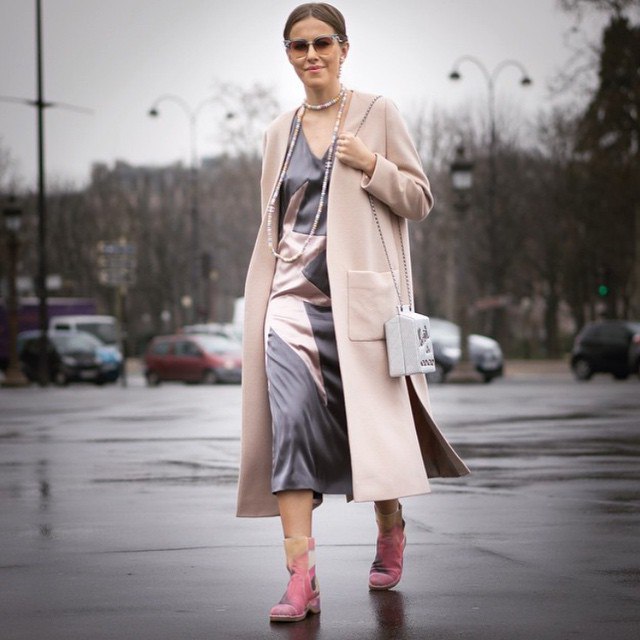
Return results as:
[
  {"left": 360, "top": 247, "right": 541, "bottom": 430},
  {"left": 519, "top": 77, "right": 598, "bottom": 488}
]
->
[{"left": 286, "top": 17, "right": 349, "bottom": 91}]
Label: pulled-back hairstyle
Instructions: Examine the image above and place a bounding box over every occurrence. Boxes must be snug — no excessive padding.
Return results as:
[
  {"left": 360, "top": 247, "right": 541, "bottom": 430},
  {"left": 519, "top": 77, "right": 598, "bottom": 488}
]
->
[{"left": 283, "top": 2, "right": 348, "bottom": 41}]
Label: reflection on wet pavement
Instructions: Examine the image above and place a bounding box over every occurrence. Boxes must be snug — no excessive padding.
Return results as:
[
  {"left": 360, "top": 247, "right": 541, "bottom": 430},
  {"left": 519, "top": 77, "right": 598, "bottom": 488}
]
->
[
  {"left": 0, "top": 377, "right": 638, "bottom": 639},
  {"left": 270, "top": 612, "right": 320, "bottom": 640},
  {"left": 369, "top": 590, "right": 406, "bottom": 636}
]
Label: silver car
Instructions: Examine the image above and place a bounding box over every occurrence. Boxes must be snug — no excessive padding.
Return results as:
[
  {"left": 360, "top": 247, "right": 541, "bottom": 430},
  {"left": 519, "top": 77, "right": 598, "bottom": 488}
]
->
[{"left": 426, "top": 318, "right": 504, "bottom": 384}]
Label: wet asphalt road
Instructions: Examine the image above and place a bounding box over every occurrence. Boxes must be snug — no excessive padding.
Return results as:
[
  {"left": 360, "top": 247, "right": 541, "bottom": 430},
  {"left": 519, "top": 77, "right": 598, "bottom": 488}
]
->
[{"left": 1, "top": 367, "right": 639, "bottom": 640}]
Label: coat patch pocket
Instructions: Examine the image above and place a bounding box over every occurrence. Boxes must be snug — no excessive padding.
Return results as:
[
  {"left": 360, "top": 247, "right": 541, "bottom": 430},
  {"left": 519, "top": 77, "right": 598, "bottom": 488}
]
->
[{"left": 348, "top": 270, "right": 399, "bottom": 341}]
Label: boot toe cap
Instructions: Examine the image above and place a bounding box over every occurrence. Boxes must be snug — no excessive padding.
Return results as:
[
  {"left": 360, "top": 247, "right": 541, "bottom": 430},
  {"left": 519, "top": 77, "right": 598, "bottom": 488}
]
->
[
  {"left": 270, "top": 603, "right": 297, "bottom": 619},
  {"left": 270, "top": 603, "right": 311, "bottom": 622},
  {"left": 368, "top": 571, "right": 401, "bottom": 590}
]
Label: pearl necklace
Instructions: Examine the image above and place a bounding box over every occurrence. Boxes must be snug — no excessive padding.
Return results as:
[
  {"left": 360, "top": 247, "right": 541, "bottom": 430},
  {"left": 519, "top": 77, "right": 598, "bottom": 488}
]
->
[
  {"left": 266, "top": 89, "right": 348, "bottom": 263},
  {"left": 303, "top": 85, "right": 346, "bottom": 111}
]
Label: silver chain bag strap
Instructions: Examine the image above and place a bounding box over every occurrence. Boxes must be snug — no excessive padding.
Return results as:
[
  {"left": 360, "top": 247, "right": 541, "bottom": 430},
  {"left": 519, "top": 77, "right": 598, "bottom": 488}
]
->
[{"left": 355, "top": 96, "right": 436, "bottom": 377}]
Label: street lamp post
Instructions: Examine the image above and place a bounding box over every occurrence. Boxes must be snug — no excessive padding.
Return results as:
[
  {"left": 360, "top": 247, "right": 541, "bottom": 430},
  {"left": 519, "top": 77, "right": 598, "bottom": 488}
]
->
[
  {"left": 34, "top": 0, "right": 49, "bottom": 386},
  {"left": 449, "top": 56, "right": 532, "bottom": 341},
  {"left": 2, "top": 196, "right": 29, "bottom": 388},
  {"left": 448, "top": 146, "right": 481, "bottom": 383},
  {"left": 1, "top": 0, "right": 92, "bottom": 386},
  {"left": 148, "top": 95, "right": 232, "bottom": 324}
]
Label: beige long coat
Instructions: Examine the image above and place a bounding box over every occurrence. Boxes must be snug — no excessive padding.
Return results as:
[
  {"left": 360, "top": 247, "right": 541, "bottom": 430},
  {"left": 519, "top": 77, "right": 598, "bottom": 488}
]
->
[{"left": 237, "top": 90, "right": 469, "bottom": 517}]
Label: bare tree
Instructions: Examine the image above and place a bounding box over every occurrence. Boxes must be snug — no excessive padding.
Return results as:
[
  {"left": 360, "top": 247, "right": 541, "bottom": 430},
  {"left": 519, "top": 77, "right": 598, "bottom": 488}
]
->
[
  {"left": 559, "top": 0, "right": 640, "bottom": 17},
  {"left": 213, "top": 80, "right": 281, "bottom": 158}
]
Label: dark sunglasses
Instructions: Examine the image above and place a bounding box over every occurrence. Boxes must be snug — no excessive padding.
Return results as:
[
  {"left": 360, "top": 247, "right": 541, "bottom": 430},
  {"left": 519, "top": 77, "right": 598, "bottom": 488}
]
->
[{"left": 283, "top": 34, "right": 344, "bottom": 57}]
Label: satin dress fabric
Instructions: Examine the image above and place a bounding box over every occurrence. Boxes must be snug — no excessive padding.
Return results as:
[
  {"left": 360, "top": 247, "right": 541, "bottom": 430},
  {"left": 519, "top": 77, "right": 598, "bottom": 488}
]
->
[{"left": 264, "top": 126, "right": 353, "bottom": 500}]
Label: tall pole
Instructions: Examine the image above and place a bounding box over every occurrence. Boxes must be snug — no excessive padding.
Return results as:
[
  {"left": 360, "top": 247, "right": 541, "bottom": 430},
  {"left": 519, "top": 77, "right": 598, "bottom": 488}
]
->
[
  {"left": 454, "top": 194, "right": 472, "bottom": 365},
  {"left": 1, "top": 4, "right": 91, "bottom": 385},
  {"left": 189, "top": 112, "right": 199, "bottom": 324},
  {"left": 448, "top": 147, "right": 480, "bottom": 383},
  {"left": 487, "top": 75, "right": 497, "bottom": 304},
  {"left": 449, "top": 56, "right": 531, "bottom": 342},
  {"left": 148, "top": 96, "right": 203, "bottom": 325},
  {"left": 117, "top": 284, "right": 128, "bottom": 388},
  {"left": 5, "top": 233, "right": 21, "bottom": 381},
  {"left": 148, "top": 96, "right": 232, "bottom": 325},
  {"left": 35, "top": 0, "right": 49, "bottom": 385}
]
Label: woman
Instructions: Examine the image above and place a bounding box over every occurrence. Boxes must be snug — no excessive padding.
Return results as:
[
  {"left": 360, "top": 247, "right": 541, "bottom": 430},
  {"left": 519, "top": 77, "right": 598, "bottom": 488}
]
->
[{"left": 237, "top": 2, "right": 469, "bottom": 623}]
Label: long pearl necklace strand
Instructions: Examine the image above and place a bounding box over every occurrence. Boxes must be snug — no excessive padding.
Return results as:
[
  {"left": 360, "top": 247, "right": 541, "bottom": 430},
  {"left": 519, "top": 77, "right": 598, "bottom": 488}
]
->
[{"left": 267, "top": 86, "right": 348, "bottom": 263}]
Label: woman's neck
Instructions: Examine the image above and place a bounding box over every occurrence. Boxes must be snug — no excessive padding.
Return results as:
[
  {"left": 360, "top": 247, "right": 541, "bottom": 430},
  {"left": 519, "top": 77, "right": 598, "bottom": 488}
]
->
[{"left": 304, "top": 82, "right": 343, "bottom": 107}]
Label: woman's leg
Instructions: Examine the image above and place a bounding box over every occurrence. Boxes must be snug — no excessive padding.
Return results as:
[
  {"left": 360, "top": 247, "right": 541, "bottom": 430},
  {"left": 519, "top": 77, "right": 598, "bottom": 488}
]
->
[
  {"left": 270, "top": 490, "right": 320, "bottom": 623},
  {"left": 374, "top": 498, "right": 400, "bottom": 515},
  {"left": 278, "top": 490, "right": 314, "bottom": 537}
]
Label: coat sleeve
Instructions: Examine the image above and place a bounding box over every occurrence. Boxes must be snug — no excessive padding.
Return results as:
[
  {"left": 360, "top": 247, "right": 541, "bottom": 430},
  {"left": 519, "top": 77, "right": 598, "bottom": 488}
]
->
[{"left": 360, "top": 98, "right": 434, "bottom": 222}]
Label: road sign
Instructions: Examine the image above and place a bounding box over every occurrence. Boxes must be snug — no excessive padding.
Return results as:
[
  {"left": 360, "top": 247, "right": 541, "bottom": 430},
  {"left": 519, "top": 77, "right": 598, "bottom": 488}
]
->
[{"left": 97, "top": 241, "right": 137, "bottom": 287}]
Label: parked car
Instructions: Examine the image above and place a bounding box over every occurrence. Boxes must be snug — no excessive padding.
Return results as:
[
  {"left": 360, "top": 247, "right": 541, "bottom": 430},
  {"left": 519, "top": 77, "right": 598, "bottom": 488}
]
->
[
  {"left": 426, "top": 318, "right": 504, "bottom": 384},
  {"left": 570, "top": 320, "right": 640, "bottom": 381},
  {"left": 144, "top": 334, "right": 242, "bottom": 386},
  {"left": 47, "top": 314, "right": 123, "bottom": 370},
  {"left": 48, "top": 314, "right": 119, "bottom": 346},
  {"left": 18, "top": 330, "right": 122, "bottom": 385}
]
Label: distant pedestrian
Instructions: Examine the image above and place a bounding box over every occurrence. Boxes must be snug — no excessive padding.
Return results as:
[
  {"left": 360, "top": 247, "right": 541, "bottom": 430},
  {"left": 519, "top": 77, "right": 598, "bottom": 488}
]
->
[{"left": 237, "top": 1, "right": 469, "bottom": 623}]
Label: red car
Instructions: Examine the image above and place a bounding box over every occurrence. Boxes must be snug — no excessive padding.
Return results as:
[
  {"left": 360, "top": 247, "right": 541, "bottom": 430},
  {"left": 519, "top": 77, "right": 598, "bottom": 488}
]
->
[{"left": 144, "top": 334, "right": 242, "bottom": 385}]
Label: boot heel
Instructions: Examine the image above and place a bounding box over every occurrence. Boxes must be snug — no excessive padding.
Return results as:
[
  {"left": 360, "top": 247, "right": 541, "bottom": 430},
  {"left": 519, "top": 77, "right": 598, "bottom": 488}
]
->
[{"left": 308, "top": 596, "right": 321, "bottom": 614}]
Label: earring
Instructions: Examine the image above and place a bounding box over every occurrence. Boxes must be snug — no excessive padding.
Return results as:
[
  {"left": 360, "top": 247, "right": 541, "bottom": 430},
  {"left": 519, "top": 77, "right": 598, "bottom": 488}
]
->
[{"left": 339, "top": 57, "right": 344, "bottom": 79}]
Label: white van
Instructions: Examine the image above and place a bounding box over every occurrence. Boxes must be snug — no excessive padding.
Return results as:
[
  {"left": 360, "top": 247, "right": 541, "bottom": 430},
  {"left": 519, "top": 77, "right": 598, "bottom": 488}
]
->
[{"left": 48, "top": 315, "right": 119, "bottom": 346}]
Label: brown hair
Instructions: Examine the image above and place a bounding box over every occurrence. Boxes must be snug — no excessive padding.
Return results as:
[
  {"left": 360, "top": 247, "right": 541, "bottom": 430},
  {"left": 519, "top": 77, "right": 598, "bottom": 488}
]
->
[{"left": 283, "top": 3, "right": 348, "bottom": 41}]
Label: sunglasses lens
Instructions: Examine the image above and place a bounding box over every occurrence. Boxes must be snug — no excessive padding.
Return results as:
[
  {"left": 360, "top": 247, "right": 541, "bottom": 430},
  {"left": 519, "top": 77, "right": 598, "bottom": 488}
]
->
[
  {"left": 313, "top": 36, "right": 335, "bottom": 51},
  {"left": 289, "top": 40, "right": 309, "bottom": 54}
]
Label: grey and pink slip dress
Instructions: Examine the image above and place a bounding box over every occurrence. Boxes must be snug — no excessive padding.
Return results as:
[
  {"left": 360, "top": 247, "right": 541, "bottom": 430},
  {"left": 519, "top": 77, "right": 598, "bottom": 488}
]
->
[{"left": 265, "top": 126, "right": 353, "bottom": 500}]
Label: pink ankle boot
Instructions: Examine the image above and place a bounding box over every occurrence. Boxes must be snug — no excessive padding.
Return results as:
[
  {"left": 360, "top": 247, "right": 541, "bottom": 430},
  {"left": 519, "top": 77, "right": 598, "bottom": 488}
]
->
[
  {"left": 270, "top": 536, "right": 321, "bottom": 623},
  {"left": 368, "top": 504, "right": 406, "bottom": 591}
]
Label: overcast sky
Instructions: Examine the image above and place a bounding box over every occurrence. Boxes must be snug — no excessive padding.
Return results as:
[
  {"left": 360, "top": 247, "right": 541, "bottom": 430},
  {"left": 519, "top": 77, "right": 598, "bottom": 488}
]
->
[{"left": 0, "top": 0, "right": 614, "bottom": 187}]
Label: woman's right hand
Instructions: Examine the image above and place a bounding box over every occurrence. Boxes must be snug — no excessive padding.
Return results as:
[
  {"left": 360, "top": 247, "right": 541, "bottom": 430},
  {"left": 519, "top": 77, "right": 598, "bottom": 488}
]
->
[{"left": 336, "top": 132, "right": 377, "bottom": 177}]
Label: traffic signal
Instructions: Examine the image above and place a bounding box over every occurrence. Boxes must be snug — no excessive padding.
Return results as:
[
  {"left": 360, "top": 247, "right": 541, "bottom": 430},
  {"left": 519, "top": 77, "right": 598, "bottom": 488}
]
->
[{"left": 597, "top": 284, "right": 609, "bottom": 297}]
